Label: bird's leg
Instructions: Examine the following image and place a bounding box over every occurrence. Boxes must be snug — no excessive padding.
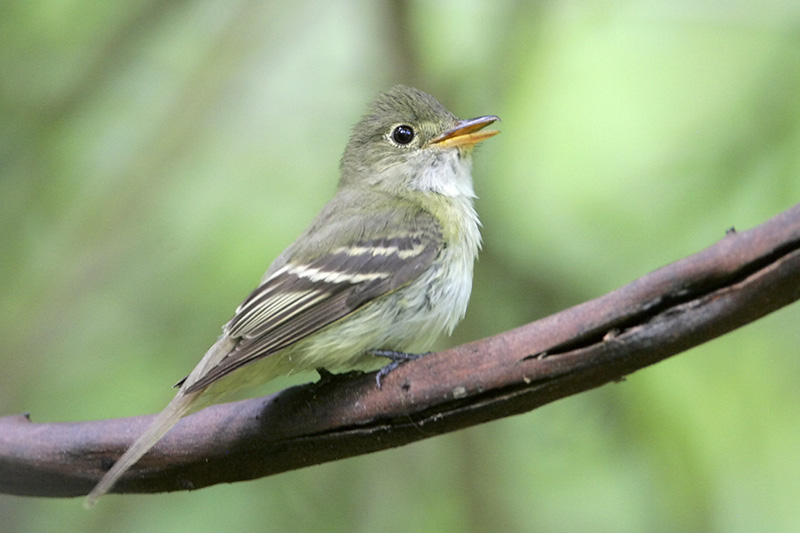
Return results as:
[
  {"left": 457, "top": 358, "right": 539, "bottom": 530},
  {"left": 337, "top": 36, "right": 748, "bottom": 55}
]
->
[
  {"left": 315, "top": 367, "right": 336, "bottom": 383},
  {"left": 370, "top": 349, "right": 431, "bottom": 388}
]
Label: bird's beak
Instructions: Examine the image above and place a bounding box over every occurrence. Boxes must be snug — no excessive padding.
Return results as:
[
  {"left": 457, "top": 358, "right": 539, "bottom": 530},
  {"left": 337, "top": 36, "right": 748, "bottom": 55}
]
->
[{"left": 430, "top": 115, "right": 500, "bottom": 148}]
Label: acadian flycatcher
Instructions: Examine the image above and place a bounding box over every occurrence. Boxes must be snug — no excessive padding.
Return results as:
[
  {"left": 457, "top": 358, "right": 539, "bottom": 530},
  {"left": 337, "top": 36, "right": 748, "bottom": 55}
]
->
[{"left": 85, "top": 85, "right": 499, "bottom": 506}]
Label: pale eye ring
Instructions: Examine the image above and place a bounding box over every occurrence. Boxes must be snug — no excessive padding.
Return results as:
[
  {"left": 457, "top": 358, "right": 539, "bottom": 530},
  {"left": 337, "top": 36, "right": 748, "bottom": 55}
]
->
[{"left": 391, "top": 124, "right": 415, "bottom": 145}]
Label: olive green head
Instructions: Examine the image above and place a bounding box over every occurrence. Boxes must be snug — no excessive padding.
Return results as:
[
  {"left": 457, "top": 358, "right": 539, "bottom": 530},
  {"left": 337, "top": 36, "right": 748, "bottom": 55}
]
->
[{"left": 339, "top": 85, "right": 499, "bottom": 195}]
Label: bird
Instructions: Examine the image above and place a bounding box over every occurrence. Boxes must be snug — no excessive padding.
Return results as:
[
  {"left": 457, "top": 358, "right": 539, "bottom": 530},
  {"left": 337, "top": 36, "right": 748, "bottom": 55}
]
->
[{"left": 85, "top": 85, "right": 499, "bottom": 507}]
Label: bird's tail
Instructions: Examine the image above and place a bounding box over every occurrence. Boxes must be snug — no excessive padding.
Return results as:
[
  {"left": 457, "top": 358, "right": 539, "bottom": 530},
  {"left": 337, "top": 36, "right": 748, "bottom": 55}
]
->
[
  {"left": 84, "top": 336, "right": 238, "bottom": 508},
  {"left": 83, "top": 387, "right": 203, "bottom": 508}
]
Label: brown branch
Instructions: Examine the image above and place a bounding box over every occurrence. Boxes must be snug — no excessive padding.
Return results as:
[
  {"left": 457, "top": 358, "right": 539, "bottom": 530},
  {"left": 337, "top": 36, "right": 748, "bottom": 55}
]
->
[{"left": 2, "top": 203, "right": 800, "bottom": 498}]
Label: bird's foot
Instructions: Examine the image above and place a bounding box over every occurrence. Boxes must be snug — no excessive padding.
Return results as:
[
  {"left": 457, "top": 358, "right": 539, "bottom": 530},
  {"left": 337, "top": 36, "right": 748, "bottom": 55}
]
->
[{"left": 370, "top": 349, "right": 431, "bottom": 388}]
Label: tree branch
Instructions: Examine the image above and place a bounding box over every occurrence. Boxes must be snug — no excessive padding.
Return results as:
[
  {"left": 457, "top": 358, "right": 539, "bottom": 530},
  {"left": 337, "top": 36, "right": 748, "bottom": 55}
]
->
[{"left": 2, "top": 203, "right": 800, "bottom": 498}]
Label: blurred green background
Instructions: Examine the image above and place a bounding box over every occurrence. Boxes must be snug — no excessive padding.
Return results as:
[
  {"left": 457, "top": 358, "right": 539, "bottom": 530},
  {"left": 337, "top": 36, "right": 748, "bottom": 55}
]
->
[{"left": 2, "top": 1, "right": 800, "bottom": 531}]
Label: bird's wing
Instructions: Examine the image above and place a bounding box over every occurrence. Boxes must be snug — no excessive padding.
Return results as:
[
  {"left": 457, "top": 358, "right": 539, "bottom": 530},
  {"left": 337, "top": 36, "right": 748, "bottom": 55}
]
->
[{"left": 183, "top": 224, "right": 442, "bottom": 392}]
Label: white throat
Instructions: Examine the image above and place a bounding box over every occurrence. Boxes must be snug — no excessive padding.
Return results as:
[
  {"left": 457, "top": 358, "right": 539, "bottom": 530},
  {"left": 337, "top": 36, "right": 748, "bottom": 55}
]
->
[{"left": 414, "top": 150, "right": 476, "bottom": 198}]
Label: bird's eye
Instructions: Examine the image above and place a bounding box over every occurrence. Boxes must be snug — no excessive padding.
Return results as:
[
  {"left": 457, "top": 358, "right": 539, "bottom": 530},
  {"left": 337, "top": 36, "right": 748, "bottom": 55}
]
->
[{"left": 391, "top": 125, "right": 415, "bottom": 145}]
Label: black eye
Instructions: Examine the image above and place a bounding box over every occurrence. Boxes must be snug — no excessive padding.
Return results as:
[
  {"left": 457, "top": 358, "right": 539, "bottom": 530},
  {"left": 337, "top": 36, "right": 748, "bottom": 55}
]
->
[{"left": 391, "top": 125, "right": 415, "bottom": 145}]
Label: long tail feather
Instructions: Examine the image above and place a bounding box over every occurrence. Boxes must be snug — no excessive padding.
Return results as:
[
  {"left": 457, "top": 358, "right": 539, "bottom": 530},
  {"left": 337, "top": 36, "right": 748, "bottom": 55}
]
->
[
  {"left": 84, "top": 387, "right": 204, "bottom": 508},
  {"left": 84, "top": 336, "right": 238, "bottom": 508}
]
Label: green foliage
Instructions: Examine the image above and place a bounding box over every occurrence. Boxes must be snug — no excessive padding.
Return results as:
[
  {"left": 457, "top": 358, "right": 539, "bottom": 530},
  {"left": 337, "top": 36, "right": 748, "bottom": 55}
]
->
[{"left": 2, "top": 1, "right": 799, "bottom": 531}]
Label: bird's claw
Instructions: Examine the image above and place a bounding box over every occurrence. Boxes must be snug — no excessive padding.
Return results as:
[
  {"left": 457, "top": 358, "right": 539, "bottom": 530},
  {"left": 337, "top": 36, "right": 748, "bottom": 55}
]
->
[{"left": 370, "top": 349, "right": 430, "bottom": 388}]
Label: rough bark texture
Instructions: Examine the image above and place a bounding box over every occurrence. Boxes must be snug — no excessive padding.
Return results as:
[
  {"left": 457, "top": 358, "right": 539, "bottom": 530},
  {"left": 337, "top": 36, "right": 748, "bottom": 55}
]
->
[{"left": 2, "top": 203, "right": 799, "bottom": 498}]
